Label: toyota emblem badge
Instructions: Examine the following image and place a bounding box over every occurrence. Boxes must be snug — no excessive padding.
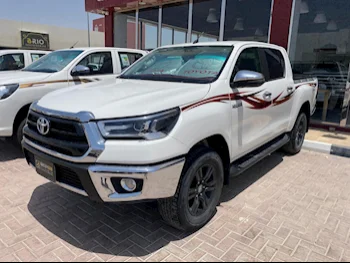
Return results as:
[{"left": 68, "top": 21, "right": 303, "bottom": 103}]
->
[{"left": 37, "top": 117, "right": 50, "bottom": 136}]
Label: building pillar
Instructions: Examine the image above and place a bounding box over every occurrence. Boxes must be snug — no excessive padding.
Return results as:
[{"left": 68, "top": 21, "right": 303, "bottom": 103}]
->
[
  {"left": 105, "top": 7, "right": 114, "bottom": 47},
  {"left": 114, "top": 12, "right": 128, "bottom": 48},
  {"left": 269, "top": 0, "right": 294, "bottom": 50}
]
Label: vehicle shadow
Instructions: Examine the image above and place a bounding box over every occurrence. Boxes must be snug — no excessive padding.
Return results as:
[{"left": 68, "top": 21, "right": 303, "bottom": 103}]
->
[
  {"left": 0, "top": 138, "right": 24, "bottom": 162},
  {"left": 221, "top": 151, "right": 284, "bottom": 203},
  {"left": 27, "top": 152, "right": 285, "bottom": 258}
]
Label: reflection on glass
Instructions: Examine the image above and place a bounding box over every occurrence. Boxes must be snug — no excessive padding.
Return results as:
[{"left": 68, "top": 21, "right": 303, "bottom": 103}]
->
[
  {"left": 192, "top": 0, "right": 221, "bottom": 42},
  {"left": 144, "top": 23, "right": 158, "bottom": 50},
  {"left": 139, "top": 7, "right": 159, "bottom": 50},
  {"left": 162, "top": 2, "right": 189, "bottom": 45},
  {"left": 224, "top": 0, "right": 271, "bottom": 42},
  {"left": 162, "top": 27, "right": 173, "bottom": 46},
  {"left": 174, "top": 30, "right": 186, "bottom": 45},
  {"left": 290, "top": 0, "right": 350, "bottom": 126}
]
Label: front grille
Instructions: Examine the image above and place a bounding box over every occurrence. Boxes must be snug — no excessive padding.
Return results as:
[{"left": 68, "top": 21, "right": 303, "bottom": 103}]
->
[
  {"left": 56, "top": 165, "right": 84, "bottom": 190},
  {"left": 24, "top": 110, "right": 89, "bottom": 157},
  {"left": 24, "top": 150, "right": 85, "bottom": 191}
]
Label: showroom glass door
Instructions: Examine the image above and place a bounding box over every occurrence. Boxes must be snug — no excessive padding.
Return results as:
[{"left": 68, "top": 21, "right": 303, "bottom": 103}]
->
[{"left": 289, "top": 0, "right": 350, "bottom": 128}]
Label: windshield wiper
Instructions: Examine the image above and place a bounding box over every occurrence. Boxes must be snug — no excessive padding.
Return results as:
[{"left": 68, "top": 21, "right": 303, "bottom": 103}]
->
[
  {"left": 23, "top": 69, "right": 58, "bottom": 73},
  {"left": 120, "top": 74, "right": 214, "bottom": 83}
]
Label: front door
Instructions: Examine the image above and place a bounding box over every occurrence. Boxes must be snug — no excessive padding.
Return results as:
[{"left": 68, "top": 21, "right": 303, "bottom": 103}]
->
[{"left": 68, "top": 51, "right": 117, "bottom": 86}]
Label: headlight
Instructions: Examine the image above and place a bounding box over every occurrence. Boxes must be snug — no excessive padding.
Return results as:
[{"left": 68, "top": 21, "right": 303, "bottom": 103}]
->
[
  {"left": 0, "top": 84, "right": 19, "bottom": 100},
  {"left": 97, "top": 108, "right": 180, "bottom": 140}
]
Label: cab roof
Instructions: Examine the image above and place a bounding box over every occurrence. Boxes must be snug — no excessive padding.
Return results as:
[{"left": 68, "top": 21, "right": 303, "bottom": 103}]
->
[
  {"left": 159, "top": 41, "right": 284, "bottom": 50},
  {"left": 57, "top": 47, "right": 148, "bottom": 53}
]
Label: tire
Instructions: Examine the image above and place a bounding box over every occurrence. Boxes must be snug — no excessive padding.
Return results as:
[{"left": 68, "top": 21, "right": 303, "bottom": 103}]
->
[
  {"left": 13, "top": 118, "right": 26, "bottom": 147},
  {"left": 283, "top": 112, "right": 308, "bottom": 155},
  {"left": 158, "top": 146, "right": 224, "bottom": 232}
]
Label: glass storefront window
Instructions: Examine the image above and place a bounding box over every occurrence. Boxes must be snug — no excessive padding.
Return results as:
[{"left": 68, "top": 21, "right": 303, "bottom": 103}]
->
[
  {"left": 161, "top": 26, "right": 173, "bottom": 46},
  {"left": 224, "top": 0, "right": 272, "bottom": 42},
  {"left": 289, "top": 0, "right": 350, "bottom": 127},
  {"left": 192, "top": 0, "right": 221, "bottom": 42},
  {"left": 162, "top": 1, "right": 189, "bottom": 45},
  {"left": 139, "top": 7, "right": 159, "bottom": 50},
  {"left": 174, "top": 30, "right": 187, "bottom": 45}
]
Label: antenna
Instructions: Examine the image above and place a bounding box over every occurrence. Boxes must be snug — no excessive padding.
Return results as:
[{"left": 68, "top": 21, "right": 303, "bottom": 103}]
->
[
  {"left": 193, "top": 32, "right": 204, "bottom": 44},
  {"left": 70, "top": 41, "right": 79, "bottom": 49}
]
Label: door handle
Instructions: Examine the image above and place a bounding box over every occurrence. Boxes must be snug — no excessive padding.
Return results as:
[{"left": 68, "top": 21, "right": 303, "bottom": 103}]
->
[
  {"left": 263, "top": 91, "right": 272, "bottom": 101},
  {"left": 287, "top": 87, "right": 294, "bottom": 93}
]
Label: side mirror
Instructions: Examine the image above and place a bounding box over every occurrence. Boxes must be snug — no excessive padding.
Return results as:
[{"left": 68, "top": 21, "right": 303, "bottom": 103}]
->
[
  {"left": 232, "top": 70, "right": 265, "bottom": 88},
  {"left": 71, "top": 65, "right": 90, "bottom": 76}
]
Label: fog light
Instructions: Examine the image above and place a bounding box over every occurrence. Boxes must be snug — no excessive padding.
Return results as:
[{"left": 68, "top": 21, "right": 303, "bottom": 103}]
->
[{"left": 121, "top": 179, "right": 137, "bottom": 192}]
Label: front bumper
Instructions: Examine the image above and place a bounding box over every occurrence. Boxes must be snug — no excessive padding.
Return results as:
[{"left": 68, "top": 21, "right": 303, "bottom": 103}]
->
[{"left": 23, "top": 141, "right": 185, "bottom": 202}]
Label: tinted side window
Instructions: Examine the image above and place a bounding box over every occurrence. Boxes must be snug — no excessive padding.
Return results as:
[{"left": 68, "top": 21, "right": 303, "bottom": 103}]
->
[
  {"left": 0, "top": 53, "right": 25, "bottom": 71},
  {"left": 119, "top": 52, "right": 143, "bottom": 70},
  {"left": 233, "top": 48, "right": 263, "bottom": 78},
  {"left": 31, "top": 53, "right": 46, "bottom": 62},
  {"left": 77, "top": 52, "right": 113, "bottom": 75},
  {"left": 263, "top": 48, "right": 285, "bottom": 81}
]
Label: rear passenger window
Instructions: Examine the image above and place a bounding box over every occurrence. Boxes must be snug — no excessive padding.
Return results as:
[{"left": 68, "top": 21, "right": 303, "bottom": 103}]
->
[
  {"left": 263, "top": 48, "right": 285, "bottom": 81},
  {"left": 233, "top": 48, "right": 263, "bottom": 78},
  {"left": 31, "top": 53, "right": 46, "bottom": 62},
  {"left": 119, "top": 52, "right": 143, "bottom": 70}
]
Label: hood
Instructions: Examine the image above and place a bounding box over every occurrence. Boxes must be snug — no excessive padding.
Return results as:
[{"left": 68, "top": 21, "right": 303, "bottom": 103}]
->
[
  {"left": 0, "top": 71, "right": 52, "bottom": 85},
  {"left": 38, "top": 78, "right": 211, "bottom": 119}
]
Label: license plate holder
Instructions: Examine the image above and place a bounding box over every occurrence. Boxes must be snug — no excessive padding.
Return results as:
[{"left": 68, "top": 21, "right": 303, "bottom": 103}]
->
[{"left": 35, "top": 157, "right": 56, "bottom": 182}]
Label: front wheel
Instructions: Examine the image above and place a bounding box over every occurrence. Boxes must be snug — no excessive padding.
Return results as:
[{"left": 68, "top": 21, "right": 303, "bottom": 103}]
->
[
  {"left": 283, "top": 112, "right": 308, "bottom": 155},
  {"left": 13, "top": 119, "right": 26, "bottom": 147},
  {"left": 158, "top": 146, "right": 224, "bottom": 231}
]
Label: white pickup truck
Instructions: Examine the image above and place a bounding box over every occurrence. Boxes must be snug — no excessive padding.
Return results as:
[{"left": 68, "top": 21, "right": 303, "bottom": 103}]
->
[
  {"left": 0, "top": 49, "right": 50, "bottom": 72},
  {"left": 22, "top": 41, "right": 318, "bottom": 231},
  {"left": 0, "top": 47, "right": 147, "bottom": 144}
]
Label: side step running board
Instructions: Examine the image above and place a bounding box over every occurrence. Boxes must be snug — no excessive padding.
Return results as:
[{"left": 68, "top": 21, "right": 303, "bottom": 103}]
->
[{"left": 230, "top": 134, "right": 290, "bottom": 177}]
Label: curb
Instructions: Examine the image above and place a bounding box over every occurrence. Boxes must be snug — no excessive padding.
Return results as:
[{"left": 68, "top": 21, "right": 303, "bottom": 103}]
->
[{"left": 303, "top": 140, "right": 350, "bottom": 158}]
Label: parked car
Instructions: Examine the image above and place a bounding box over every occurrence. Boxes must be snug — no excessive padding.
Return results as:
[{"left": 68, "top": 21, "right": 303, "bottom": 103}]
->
[
  {"left": 22, "top": 41, "right": 318, "bottom": 231},
  {"left": 0, "top": 47, "right": 147, "bottom": 144},
  {"left": 0, "top": 49, "right": 50, "bottom": 72}
]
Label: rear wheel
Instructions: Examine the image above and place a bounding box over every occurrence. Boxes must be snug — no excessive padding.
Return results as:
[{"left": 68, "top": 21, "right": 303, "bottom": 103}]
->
[
  {"left": 283, "top": 112, "right": 308, "bottom": 155},
  {"left": 158, "top": 146, "right": 224, "bottom": 231}
]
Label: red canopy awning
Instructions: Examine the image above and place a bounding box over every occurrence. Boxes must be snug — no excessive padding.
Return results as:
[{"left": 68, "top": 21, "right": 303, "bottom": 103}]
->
[{"left": 85, "top": 0, "right": 185, "bottom": 14}]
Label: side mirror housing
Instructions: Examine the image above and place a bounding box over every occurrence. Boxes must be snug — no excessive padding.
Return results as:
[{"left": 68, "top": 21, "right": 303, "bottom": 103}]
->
[
  {"left": 71, "top": 65, "right": 90, "bottom": 76},
  {"left": 232, "top": 70, "right": 265, "bottom": 88}
]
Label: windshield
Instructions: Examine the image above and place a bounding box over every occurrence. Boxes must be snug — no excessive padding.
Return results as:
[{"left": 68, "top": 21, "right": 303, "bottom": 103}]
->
[
  {"left": 119, "top": 46, "right": 233, "bottom": 84},
  {"left": 23, "top": 50, "right": 83, "bottom": 73}
]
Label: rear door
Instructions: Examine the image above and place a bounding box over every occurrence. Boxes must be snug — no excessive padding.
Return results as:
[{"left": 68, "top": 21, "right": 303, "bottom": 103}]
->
[
  {"left": 117, "top": 52, "right": 144, "bottom": 72},
  {"left": 260, "top": 47, "right": 294, "bottom": 133},
  {"left": 29, "top": 52, "right": 47, "bottom": 65}
]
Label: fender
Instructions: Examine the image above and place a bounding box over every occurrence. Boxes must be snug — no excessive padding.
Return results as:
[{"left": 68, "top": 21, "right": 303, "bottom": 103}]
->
[
  {"left": 287, "top": 83, "right": 315, "bottom": 131},
  {"left": 173, "top": 99, "right": 232, "bottom": 157}
]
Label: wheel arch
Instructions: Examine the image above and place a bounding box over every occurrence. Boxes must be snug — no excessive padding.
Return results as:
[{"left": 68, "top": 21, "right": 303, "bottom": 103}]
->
[
  {"left": 288, "top": 99, "right": 311, "bottom": 132},
  {"left": 13, "top": 103, "right": 32, "bottom": 134},
  {"left": 188, "top": 134, "right": 231, "bottom": 185}
]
